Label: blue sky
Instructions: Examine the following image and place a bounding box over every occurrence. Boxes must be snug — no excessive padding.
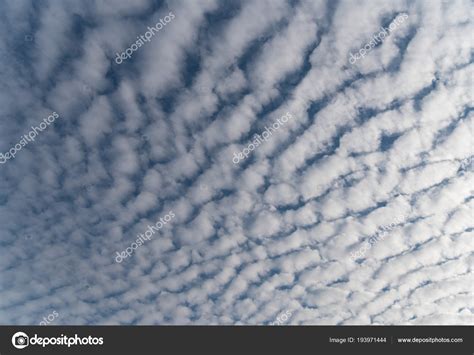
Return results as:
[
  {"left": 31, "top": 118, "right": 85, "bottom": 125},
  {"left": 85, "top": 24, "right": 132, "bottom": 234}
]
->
[{"left": 0, "top": 0, "right": 472, "bottom": 325}]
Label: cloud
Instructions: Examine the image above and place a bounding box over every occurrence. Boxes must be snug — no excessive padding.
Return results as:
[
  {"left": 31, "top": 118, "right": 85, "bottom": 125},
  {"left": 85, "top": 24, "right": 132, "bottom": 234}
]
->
[{"left": 0, "top": 0, "right": 472, "bottom": 326}]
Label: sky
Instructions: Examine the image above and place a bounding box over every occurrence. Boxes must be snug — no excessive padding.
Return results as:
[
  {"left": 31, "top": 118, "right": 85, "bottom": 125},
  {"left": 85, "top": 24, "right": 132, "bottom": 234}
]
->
[{"left": 0, "top": 0, "right": 472, "bottom": 325}]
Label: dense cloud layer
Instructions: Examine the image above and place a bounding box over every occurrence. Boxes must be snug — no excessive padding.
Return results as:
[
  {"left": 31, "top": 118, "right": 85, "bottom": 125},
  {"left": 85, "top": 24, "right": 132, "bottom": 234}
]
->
[{"left": 0, "top": 0, "right": 472, "bottom": 325}]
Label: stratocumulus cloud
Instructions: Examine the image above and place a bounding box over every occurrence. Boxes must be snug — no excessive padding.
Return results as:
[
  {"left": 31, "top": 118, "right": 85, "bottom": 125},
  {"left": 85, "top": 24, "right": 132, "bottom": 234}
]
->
[{"left": 0, "top": 0, "right": 472, "bottom": 327}]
